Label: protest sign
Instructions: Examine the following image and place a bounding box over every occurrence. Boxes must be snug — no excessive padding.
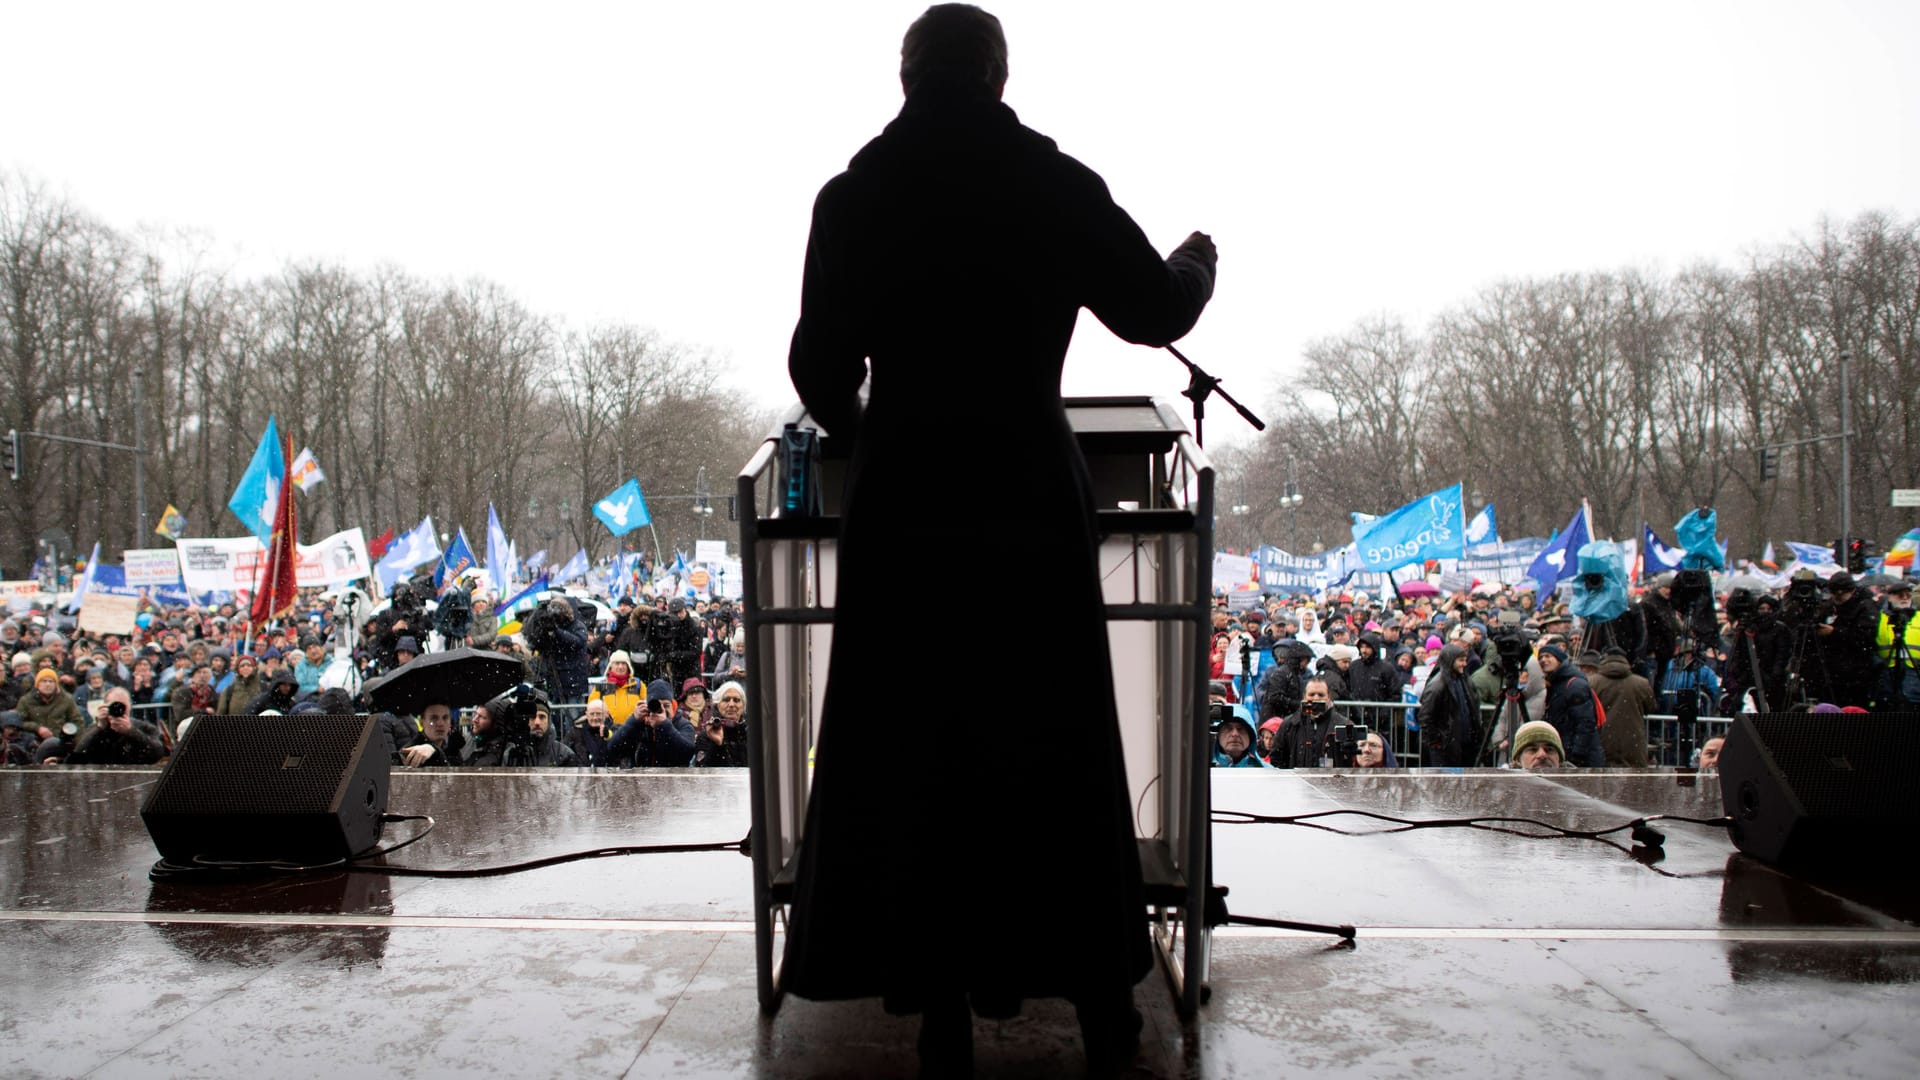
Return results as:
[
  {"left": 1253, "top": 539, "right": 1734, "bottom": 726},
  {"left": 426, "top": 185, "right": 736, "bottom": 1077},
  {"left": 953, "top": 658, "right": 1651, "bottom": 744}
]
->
[
  {"left": 78, "top": 592, "right": 139, "bottom": 635},
  {"left": 124, "top": 548, "right": 184, "bottom": 586},
  {"left": 176, "top": 528, "right": 372, "bottom": 593}
]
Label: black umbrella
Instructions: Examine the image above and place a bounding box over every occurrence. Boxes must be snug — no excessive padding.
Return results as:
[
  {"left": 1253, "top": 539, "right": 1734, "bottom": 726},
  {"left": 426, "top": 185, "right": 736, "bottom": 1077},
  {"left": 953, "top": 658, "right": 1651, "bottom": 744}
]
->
[
  {"left": 360, "top": 647, "right": 528, "bottom": 715},
  {"left": 1858, "top": 572, "right": 1902, "bottom": 587}
]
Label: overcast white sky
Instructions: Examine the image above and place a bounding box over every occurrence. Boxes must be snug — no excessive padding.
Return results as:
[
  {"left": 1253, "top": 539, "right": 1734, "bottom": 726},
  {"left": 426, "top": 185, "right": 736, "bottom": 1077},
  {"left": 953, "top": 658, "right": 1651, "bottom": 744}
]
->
[{"left": 6, "top": 1, "right": 1917, "bottom": 447}]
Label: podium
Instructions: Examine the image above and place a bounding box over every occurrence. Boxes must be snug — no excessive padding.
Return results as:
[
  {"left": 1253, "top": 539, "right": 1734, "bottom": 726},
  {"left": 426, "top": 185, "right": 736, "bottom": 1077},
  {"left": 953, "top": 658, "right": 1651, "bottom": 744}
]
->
[{"left": 737, "top": 396, "right": 1216, "bottom": 1015}]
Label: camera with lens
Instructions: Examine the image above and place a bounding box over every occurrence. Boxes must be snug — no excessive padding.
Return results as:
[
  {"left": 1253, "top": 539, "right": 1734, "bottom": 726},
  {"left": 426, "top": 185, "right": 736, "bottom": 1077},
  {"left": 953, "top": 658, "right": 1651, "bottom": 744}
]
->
[
  {"left": 1724, "top": 587, "right": 1763, "bottom": 628},
  {"left": 1488, "top": 611, "right": 1538, "bottom": 680},
  {"left": 488, "top": 683, "right": 550, "bottom": 744},
  {"left": 1780, "top": 570, "right": 1833, "bottom": 628},
  {"left": 1327, "top": 721, "right": 1367, "bottom": 766},
  {"left": 1208, "top": 701, "right": 1230, "bottom": 728}
]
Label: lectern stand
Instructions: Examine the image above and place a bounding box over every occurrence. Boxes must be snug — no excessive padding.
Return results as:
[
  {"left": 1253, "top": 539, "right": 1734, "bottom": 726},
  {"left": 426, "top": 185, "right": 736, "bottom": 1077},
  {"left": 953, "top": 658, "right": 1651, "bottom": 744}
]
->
[{"left": 737, "top": 396, "right": 1215, "bottom": 1015}]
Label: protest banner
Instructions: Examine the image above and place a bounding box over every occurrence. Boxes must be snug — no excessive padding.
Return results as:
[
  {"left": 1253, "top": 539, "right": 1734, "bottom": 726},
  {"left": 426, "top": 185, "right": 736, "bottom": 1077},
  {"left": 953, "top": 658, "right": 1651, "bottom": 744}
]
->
[
  {"left": 78, "top": 592, "right": 139, "bottom": 635},
  {"left": 176, "top": 528, "right": 373, "bottom": 594},
  {"left": 695, "top": 539, "right": 728, "bottom": 566},
  {"left": 2, "top": 580, "right": 47, "bottom": 612},
  {"left": 124, "top": 548, "right": 184, "bottom": 586}
]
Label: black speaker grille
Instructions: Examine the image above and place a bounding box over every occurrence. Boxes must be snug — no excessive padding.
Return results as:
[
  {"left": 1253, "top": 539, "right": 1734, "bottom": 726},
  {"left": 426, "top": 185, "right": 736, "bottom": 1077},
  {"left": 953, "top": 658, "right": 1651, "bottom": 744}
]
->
[
  {"left": 148, "top": 715, "right": 371, "bottom": 815},
  {"left": 1745, "top": 715, "right": 1908, "bottom": 818}
]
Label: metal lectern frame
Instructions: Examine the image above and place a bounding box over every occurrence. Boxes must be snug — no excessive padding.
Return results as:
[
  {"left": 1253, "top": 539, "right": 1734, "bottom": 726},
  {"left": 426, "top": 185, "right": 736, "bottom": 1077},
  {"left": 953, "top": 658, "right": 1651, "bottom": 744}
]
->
[{"left": 738, "top": 396, "right": 1215, "bottom": 1016}]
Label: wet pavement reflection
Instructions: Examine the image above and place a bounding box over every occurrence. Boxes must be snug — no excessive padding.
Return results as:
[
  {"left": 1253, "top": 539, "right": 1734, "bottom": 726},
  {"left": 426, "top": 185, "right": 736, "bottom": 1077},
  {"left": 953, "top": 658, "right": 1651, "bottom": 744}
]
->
[{"left": 3, "top": 766, "right": 1916, "bottom": 1078}]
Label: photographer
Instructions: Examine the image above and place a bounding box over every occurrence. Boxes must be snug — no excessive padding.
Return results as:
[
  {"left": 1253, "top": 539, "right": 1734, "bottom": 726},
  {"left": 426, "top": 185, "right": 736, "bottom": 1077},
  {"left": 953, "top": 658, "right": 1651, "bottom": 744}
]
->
[
  {"left": 693, "top": 680, "right": 749, "bottom": 767},
  {"left": 465, "top": 690, "right": 574, "bottom": 767},
  {"left": 1254, "top": 639, "right": 1313, "bottom": 723},
  {"left": 1874, "top": 579, "right": 1920, "bottom": 707},
  {"left": 523, "top": 598, "right": 591, "bottom": 705},
  {"left": 1817, "top": 572, "right": 1879, "bottom": 707},
  {"left": 606, "top": 686, "right": 697, "bottom": 767},
  {"left": 1270, "top": 677, "right": 1352, "bottom": 769},
  {"left": 1722, "top": 589, "right": 1790, "bottom": 713},
  {"left": 64, "top": 687, "right": 165, "bottom": 765}
]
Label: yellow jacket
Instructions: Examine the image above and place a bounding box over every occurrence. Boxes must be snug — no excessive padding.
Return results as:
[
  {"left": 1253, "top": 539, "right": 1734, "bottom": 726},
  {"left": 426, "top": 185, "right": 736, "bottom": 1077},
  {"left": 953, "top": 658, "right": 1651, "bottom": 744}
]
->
[{"left": 590, "top": 681, "right": 646, "bottom": 727}]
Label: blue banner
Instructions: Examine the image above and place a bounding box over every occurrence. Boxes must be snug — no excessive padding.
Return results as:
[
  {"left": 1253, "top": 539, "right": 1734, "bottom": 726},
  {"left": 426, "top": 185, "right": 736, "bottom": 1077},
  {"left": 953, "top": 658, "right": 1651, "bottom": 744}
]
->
[
  {"left": 434, "top": 528, "right": 477, "bottom": 595},
  {"left": 1464, "top": 502, "right": 1499, "bottom": 548},
  {"left": 1350, "top": 484, "right": 1466, "bottom": 571},
  {"left": 594, "top": 479, "right": 651, "bottom": 537},
  {"left": 1527, "top": 506, "right": 1591, "bottom": 605},
  {"left": 227, "top": 416, "right": 285, "bottom": 544}
]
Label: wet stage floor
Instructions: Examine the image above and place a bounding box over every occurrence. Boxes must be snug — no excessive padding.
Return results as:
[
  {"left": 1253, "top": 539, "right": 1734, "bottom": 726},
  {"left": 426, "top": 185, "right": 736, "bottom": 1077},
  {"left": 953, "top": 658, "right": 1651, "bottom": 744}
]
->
[{"left": 4, "top": 767, "right": 1917, "bottom": 1078}]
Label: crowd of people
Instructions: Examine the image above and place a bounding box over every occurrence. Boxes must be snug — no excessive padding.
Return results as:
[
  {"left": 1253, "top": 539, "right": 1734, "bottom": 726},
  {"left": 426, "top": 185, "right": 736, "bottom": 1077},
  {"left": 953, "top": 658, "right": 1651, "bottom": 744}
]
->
[
  {"left": 0, "top": 573, "right": 753, "bottom": 770},
  {"left": 1207, "top": 568, "right": 1916, "bottom": 771},
  {"left": 5, "top": 558, "right": 1915, "bottom": 775}
]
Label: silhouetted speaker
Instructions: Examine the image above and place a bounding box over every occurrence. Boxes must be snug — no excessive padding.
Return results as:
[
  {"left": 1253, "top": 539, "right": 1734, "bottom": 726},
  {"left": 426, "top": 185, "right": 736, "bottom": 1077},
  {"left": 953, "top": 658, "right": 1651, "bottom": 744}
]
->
[
  {"left": 142, "top": 715, "right": 390, "bottom": 865},
  {"left": 1719, "top": 713, "right": 1914, "bottom": 874}
]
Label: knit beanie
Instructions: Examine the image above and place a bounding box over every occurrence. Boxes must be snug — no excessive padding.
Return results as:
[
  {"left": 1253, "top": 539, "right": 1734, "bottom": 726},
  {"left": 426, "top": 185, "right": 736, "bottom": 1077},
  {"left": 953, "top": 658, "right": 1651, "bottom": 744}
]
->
[
  {"left": 1510, "top": 720, "right": 1566, "bottom": 764},
  {"left": 1538, "top": 644, "right": 1570, "bottom": 665}
]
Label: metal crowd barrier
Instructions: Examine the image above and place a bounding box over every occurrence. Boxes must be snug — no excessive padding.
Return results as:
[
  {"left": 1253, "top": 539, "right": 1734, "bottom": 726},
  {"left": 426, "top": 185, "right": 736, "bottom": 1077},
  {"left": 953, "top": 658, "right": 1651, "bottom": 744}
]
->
[{"left": 1326, "top": 700, "right": 1734, "bottom": 768}]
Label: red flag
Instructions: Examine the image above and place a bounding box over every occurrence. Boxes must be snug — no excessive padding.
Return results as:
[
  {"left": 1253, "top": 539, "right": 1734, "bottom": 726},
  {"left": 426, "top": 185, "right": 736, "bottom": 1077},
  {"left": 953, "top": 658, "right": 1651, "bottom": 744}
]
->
[
  {"left": 367, "top": 527, "right": 397, "bottom": 560},
  {"left": 250, "top": 439, "right": 299, "bottom": 624}
]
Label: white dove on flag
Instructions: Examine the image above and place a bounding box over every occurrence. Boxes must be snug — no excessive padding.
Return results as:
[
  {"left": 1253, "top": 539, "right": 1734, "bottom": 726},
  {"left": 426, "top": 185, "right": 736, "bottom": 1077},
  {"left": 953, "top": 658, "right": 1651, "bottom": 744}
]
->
[
  {"left": 1546, "top": 549, "right": 1566, "bottom": 569},
  {"left": 597, "top": 495, "right": 633, "bottom": 528}
]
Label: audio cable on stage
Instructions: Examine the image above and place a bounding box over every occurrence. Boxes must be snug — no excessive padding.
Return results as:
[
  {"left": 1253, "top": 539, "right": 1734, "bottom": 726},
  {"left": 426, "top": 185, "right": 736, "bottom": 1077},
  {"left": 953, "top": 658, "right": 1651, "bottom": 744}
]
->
[{"left": 149, "top": 814, "right": 750, "bottom": 882}]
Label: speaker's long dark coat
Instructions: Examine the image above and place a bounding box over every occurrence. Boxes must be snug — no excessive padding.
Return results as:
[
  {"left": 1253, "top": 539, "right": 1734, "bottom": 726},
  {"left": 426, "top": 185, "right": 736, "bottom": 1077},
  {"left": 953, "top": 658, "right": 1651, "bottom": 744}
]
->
[{"left": 781, "top": 82, "right": 1214, "bottom": 1009}]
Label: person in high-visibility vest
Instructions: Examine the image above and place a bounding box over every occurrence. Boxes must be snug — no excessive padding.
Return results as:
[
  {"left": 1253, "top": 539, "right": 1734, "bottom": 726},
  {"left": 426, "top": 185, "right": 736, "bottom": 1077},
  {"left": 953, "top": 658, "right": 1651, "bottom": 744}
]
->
[{"left": 1874, "top": 580, "right": 1920, "bottom": 707}]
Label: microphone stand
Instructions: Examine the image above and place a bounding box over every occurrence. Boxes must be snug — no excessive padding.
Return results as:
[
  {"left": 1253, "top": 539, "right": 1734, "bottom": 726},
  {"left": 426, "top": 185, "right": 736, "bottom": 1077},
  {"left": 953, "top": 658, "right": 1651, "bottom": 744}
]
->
[{"left": 1165, "top": 344, "right": 1265, "bottom": 447}]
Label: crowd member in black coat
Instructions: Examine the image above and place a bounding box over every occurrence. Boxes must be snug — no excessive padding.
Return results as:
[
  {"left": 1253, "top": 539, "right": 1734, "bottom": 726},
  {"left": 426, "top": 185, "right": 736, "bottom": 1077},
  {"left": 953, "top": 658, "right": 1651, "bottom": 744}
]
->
[
  {"left": 606, "top": 679, "right": 696, "bottom": 767},
  {"left": 662, "top": 600, "right": 704, "bottom": 685},
  {"left": 1416, "top": 643, "right": 1481, "bottom": 767},
  {"left": 64, "top": 688, "right": 165, "bottom": 765},
  {"left": 1722, "top": 591, "right": 1790, "bottom": 713},
  {"left": 693, "top": 680, "right": 750, "bottom": 767},
  {"left": 1633, "top": 577, "right": 1683, "bottom": 696},
  {"left": 567, "top": 698, "right": 616, "bottom": 767},
  {"left": 399, "top": 704, "right": 463, "bottom": 768},
  {"left": 1816, "top": 572, "right": 1879, "bottom": 708},
  {"left": 243, "top": 669, "right": 302, "bottom": 716},
  {"left": 2, "top": 711, "right": 40, "bottom": 765},
  {"left": 1346, "top": 632, "right": 1400, "bottom": 703},
  {"left": 1537, "top": 645, "right": 1602, "bottom": 767},
  {"left": 464, "top": 694, "right": 575, "bottom": 767},
  {"left": 525, "top": 598, "right": 591, "bottom": 705},
  {"left": 1255, "top": 640, "right": 1313, "bottom": 722},
  {"left": 1271, "top": 678, "right": 1351, "bottom": 768}
]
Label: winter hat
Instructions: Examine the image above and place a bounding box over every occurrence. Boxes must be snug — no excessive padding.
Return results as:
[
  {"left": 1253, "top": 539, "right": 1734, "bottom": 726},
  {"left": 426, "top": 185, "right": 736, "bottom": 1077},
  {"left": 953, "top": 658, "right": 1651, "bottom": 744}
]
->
[
  {"left": 11, "top": 651, "right": 33, "bottom": 670},
  {"left": 35, "top": 668, "right": 59, "bottom": 687},
  {"left": 1424, "top": 635, "right": 1443, "bottom": 650},
  {"left": 1259, "top": 717, "right": 1283, "bottom": 736},
  {"left": 394, "top": 636, "right": 420, "bottom": 656},
  {"left": 605, "top": 650, "right": 633, "bottom": 673},
  {"left": 1510, "top": 720, "right": 1565, "bottom": 764},
  {"left": 1538, "top": 644, "right": 1570, "bottom": 665},
  {"left": 680, "top": 677, "right": 709, "bottom": 699},
  {"left": 235, "top": 654, "right": 257, "bottom": 669},
  {"left": 1326, "top": 644, "right": 1358, "bottom": 664},
  {"left": 647, "top": 678, "right": 674, "bottom": 703}
]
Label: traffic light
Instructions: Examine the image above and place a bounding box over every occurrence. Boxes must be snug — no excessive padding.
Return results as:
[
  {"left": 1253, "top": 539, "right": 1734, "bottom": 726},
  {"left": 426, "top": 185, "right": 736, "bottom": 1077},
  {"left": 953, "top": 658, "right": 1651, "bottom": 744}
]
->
[
  {"left": 1758, "top": 446, "right": 1778, "bottom": 481},
  {"left": 1845, "top": 537, "right": 1872, "bottom": 574},
  {"left": 3, "top": 429, "right": 18, "bottom": 481}
]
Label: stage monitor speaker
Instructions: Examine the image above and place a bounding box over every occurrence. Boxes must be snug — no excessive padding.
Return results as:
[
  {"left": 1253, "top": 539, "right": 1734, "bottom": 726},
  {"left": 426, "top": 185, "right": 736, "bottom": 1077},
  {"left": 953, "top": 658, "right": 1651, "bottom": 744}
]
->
[
  {"left": 1719, "top": 712, "right": 1914, "bottom": 874},
  {"left": 141, "top": 714, "right": 391, "bottom": 865}
]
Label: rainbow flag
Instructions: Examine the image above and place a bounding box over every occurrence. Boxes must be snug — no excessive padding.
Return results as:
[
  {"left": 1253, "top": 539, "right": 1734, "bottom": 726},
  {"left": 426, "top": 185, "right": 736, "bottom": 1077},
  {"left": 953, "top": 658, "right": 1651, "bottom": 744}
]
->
[{"left": 1885, "top": 527, "right": 1920, "bottom": 572}]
